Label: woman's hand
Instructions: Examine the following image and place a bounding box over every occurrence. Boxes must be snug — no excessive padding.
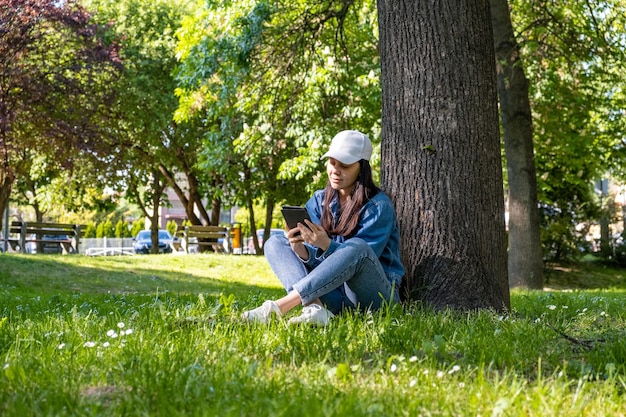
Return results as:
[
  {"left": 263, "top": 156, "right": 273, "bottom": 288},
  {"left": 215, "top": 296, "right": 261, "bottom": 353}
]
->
[
  {"left": 286, "top": 220, "right": 330, "bottom": 260},
  {"left": 287, "top": 226, "right": 309, "bottom": 260},
  {"left": 298, "top": 220, "right": 331, "bottom": 252}
]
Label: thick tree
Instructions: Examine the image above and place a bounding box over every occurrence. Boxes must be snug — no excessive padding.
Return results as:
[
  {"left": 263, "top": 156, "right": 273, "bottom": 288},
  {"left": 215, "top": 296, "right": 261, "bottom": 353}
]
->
[
  {"left": 0, "top": 0, "right": 120, "bottom": 229},
  {"left": 490, "top": 0, "right": 543, "bottom": 289},
  {"left": 377, "top": 0, "right": 509, "bottom": 310}
]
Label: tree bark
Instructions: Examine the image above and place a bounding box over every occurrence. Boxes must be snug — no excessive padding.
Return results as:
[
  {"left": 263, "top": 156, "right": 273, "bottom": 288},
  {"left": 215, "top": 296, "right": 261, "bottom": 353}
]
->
[
  {"left": 210, "top": 196, "right": 221, "bottom": 226},
  {"left": 0, "top": 173, "right": 14, "bottom": 234},
  {"left": 150, "top": 170, "right": 166, "bottom": 254},
  {"left": 490, "top": 0, "right": 543, "bottom": 289},
  {"left": 378, "top": 0, "right": 509, "bottom": 311}
]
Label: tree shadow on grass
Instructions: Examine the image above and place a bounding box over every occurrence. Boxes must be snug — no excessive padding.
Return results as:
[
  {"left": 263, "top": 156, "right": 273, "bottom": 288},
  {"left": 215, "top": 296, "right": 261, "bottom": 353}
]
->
[
  {"left": 544, "top": 261, "right": 626, "bottom": 291},
  {"left": 0, "top": 253, "right": 285, "bottom": 302}
]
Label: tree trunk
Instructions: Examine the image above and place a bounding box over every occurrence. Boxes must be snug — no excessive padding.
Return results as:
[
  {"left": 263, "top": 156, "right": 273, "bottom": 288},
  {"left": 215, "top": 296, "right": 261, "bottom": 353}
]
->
[
  {"left": 258, "top": 197, "right": 276, "bottom": 256},
  {"left": 377, "top": 0, "right": 509, "bottom": 311},
  {"left": 247, "top": 197, "right": 260, "bottom": 255},
  {"left": 210, "top": 197, "right": 221, "bottom": 226},
  {"left": 160, "top": 166, "right": 214, "bottom": 227},
  {"left": 490, "top": 0, "right": 543, "bottom": 289},
  {"left": 0, "top": 173, "right": 14, "bottom": 234},
  {"left": 150, "top": 170, "right": 165, "bottom": 254}
]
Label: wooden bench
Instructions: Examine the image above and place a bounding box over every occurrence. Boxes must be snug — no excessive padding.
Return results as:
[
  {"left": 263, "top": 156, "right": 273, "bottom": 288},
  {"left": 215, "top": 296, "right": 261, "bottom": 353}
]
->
[
  {"left": 176, "top": 225, "right": 230, "bottom": 254},
  {"left": 6, "top": 221, "right": 85, "bottom": 255}
]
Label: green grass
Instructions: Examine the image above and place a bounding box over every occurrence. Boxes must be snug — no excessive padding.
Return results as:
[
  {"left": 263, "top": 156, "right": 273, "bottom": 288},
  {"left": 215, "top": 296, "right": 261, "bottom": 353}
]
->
[{"left": 1, "top": 253, "right": 625, "bottom": 416}]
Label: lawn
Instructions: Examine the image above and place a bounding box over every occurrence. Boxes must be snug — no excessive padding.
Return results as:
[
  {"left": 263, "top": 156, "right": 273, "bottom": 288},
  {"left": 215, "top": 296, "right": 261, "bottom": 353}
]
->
[{"left": 1, "top": 253, "right": 625, "bottom": 416}]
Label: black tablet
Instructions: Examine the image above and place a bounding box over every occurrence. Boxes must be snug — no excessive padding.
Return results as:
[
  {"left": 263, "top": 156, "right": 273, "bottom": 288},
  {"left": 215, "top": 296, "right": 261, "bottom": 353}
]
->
[{"left": 281, "top": 206, "right": 312, "bottom": 230}]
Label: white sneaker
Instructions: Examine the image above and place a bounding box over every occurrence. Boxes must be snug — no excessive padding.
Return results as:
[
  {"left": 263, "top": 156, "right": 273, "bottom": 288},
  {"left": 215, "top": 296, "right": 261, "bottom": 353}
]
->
[
  {"left": 241, "top": 300, "right": 281, "bottom": 323},
  {"left": 287, "top": 304, "right": 334, "bottom": 326}
]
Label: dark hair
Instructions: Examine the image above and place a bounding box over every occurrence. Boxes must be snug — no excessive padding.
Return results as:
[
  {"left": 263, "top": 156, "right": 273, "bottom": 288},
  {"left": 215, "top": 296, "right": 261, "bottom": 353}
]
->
[{"left": 321, "top": 160, "right": 380, "bottom": 237}]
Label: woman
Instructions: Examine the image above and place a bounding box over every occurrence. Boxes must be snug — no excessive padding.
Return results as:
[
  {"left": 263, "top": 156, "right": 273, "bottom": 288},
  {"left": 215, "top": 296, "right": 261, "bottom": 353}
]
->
[{"left": 242, "top": 130, "right": 405, "bottom": 325}]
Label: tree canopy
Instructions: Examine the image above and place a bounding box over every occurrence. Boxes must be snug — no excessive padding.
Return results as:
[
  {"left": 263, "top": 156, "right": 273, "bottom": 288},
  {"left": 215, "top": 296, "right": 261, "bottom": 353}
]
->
[
  {"left": 4, "top": 0, "right": 626, "bottom": 267},
  {"left": 174, "top": 0, "right": 382, "bottom": 247},
  {"left": 0, "top": 0, "right": 121, "bottom": 227},
  {"left": 511, "top": 0, "right": 626, "bottom": 260}
]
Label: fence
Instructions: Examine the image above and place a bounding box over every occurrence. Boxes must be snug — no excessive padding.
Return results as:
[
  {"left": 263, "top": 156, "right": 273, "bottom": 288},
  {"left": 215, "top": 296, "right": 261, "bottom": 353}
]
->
[
  {"left": 81, "top": 238, "right": 135, "bottom": 256},
  {"left": 79, "top": 236, "right": 261, "bottom": 256}
]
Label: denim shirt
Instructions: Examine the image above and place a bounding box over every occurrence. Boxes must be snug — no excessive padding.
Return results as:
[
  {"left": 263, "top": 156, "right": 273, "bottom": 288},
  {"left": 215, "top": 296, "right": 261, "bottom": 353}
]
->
[{"left": 302, "top": 189, "right": 405, "bottom": 286}]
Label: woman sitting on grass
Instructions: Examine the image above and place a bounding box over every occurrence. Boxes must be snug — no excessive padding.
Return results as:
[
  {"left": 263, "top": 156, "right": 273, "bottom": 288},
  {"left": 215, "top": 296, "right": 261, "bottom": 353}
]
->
[{"left": 242, "top": 130, "right": 405, "bottom": 325}]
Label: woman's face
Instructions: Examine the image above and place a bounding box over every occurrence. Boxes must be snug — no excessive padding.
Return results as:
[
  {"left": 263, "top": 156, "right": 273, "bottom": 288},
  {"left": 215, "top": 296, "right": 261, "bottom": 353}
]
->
[{"left": 326, "top": 158, "right": 360, "bottom": 194}]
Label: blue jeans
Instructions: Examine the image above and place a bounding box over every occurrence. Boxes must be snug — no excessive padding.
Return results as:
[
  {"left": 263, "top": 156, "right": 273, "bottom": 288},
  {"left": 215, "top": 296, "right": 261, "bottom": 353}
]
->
[{"left": 263, "top": 235, "right": 400, "bottom": 314}]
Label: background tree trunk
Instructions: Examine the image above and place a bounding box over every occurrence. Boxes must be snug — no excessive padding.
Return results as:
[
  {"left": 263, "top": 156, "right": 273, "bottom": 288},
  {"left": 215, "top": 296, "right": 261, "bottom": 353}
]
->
[
  {"left": 0, "top": 174, "right": 14, "bottom": 234},
  {"left": 377, "top": 0, "right": 510, "bottom": 311},
  {"left": 490, "top": 0, "right": 544, "bottom": 289},
  {"left": 150, "top": 170, "right": 166, "bottom": 254}
]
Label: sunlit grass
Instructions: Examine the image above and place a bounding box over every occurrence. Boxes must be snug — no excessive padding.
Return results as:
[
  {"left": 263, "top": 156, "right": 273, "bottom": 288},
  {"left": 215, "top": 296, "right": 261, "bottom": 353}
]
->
[{"left": 1, "top": 253, "right": 625, "bottom": 416}]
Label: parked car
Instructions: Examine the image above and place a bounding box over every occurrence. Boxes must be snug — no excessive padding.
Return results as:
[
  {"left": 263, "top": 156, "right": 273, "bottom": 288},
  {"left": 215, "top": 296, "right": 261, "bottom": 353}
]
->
[
  {"left": 133, "top": 230, "right": 174, "bottom": 254},
  {"left": 248, "top": 228, "right": 286, "bottom": 254}
]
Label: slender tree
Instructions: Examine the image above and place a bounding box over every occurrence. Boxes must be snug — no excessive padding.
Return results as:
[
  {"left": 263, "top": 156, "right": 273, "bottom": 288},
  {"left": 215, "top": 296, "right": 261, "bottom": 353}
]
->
[
  {"left": 377, "top": 0, "right": 510, "bottom": 311},
  {"left": 490, "top": 0, "right": 543, "bottom": 289}
]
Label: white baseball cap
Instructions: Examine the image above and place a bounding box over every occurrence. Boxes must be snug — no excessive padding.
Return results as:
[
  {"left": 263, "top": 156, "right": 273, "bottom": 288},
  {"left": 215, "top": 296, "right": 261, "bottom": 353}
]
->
[{"left": 322, "top": 130, "right": 372, "bottom": 164}]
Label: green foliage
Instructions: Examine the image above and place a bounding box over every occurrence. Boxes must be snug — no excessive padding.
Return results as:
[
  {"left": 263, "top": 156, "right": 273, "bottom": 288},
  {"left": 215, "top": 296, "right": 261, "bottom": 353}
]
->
[
  {"left": 114, "top": 219, "right": 131, "bottom": 238},
  {"left": 83, "top": 223, "right": 97, "bottom": 238},
  {"left": 0, "top": 254, "right": 625, "bottom": 415},
  {"left": 175, "top": 0, "right": 383, "bottom": 229},
  {"left": 130, "top": 221, "right": 143, "bottom": 238},
  {"left": 103, "top": 220, "right": 115, "bottom": 238},
  {"left": 510, "top": 0, "right": 626, "bottom": 260},
  {"left": 82, "top": 0, "right": 215, "bottom": 228},
  {"left": 165, "top": 220, "right": 178, "bottom": 237},
  {"left": 540, "top": 204, "right": 593, "bottom": 262},
  {"left": 1, "top": 0, "right": 121, "bottom": 223},
  {"left": 95, "top": 223, "right": 104, "bottom": 238},
  {"left": 95, "top": 220, "right": 115, "bottom": 238}
]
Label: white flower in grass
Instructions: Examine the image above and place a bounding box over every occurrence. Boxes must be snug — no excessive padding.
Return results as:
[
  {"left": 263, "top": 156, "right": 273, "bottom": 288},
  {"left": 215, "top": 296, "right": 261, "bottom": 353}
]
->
[
  {"left": 390, "top": 364, "right": 398, "bottom": 373},
  {"left": 409, "top": 379, "right": 417, "bottom": 388},
  {"left": 409, "top": 356, "right": 418, "bottom": 362},
  {"left": 437, "top": 371, "right": 444, "bottom": 378},
  {"left": 3, "top": 363, "right": 9, "bottom": 370},
  {"left": 117, "top": 322, "right": 125, "bottom": 329},
  {"left": 458, "top": 382, "right": 465, "bottom": 388},
  {"left": 534, "top": 318, "right": 541, "bottom": 323},
  {"left": 103, "top": 342, "right": 110, "bottom": 348},
  {"left": 562, "top": 305, "right": 568, "bottom": 309},
  {"left": 106, "top": 330, "right": 118, "bottom": 338},
  {"left": 600, "top": 311, "right": 607, "bottom": 317},
  {"left": 422, "top": 369, "right": 429, "bottom": 375},
  {"left": 84, "top": 341, "right": 96, "bottom": 348},
  {"left": 448, "top": 365, "right": 461, "bottom": 375},
  {"left": 57, "top": 343, "right": 65, "bottom": 350},
  {"left": 121, "top": 329, "right": 133, "bottom": 336},
  {"left": 547, "top": 305, "right": 557, "bottom": 310}
]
